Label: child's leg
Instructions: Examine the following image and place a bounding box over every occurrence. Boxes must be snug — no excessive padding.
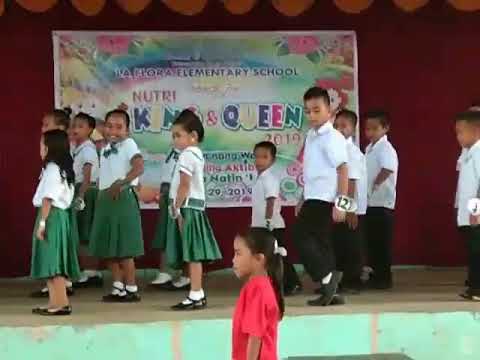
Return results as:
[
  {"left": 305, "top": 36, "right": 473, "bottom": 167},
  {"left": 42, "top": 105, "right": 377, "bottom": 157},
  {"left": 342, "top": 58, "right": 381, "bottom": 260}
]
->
[
  {"left": 46, "top": 279, "right": 54, "bottom": 308},
  {"left": 189, "top": 262, "right": 202, "bottom": 291},
  {"left": 109, "top": 259, "right": 123, "bottom": 283},
  {"left": 121, "top": 258, "right": 136, "bottom": 286},
  {"left": 52, "top": 276, "right": 69, "bottom": 308},
  {"left": 466, "top": 227, "right": 480, "bottom": 296}
]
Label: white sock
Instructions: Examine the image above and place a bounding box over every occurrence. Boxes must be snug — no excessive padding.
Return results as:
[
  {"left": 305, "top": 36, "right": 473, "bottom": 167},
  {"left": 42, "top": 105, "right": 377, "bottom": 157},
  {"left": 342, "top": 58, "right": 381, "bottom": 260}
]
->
[
  {"left": 112, "top": 281, "right": 125, "bottom": 296},
  {"left": 41, "top": 286, "right": 48, "bottom": 293},
  {"left": 322, "top": 272, "right": 332, "bottom": 285},
  {"left": 66, "top": 280, "right": 73, "bottom": 288},
  {"left": 125, "top": 285, "right": 138, "bottom": 293},
  {"left": 77, "top": 274, "right": 89, "bottom": 283},
  {"left": 189, "top": 289, "right": 204, "bottom": 301},
  {"left": 173, "top": 276, "right": 190, "bottom": 288}
]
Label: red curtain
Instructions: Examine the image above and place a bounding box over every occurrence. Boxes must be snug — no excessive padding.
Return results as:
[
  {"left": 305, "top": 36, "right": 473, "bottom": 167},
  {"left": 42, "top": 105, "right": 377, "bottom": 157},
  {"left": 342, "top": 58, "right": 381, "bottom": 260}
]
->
[{"left": 0, "top": 1, "right": 476, "bottom": 277}]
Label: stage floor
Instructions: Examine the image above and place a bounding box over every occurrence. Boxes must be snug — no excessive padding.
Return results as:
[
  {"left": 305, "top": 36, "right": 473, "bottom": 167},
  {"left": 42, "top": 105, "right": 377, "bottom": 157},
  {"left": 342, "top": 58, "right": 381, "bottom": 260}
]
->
[{"left": 0, "top": 268, "right": 474, "bottom": 327}]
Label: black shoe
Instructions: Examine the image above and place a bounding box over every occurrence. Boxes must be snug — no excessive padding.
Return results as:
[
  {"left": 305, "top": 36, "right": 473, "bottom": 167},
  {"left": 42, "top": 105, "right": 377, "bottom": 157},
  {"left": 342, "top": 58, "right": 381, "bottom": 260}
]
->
[
  {"left": 150, "top": 280, "right": 173, "bottom": 290},
  {"left": 36, "top": 306, "right": 72, "bottom": 316},
  {"left": 102, "top": 293, "right": 125, "bottom": 303},
  {"left": 284, "top": 284, "right": 303, "bottom": 297},
  {"left": 459, "top": 288, "right": 480, "bottom": 301},
  {"left": 165, "top": 282, "right": 191, "bottom": 291},
  {"left": 30, "top": 287, "right": 74, "bottom": 298},
  {"left": 307, "top": 272, "right": 341, "bottom": 306},
  {"left": 73, "top": 276, "right": 104, "bottom": 289},
  {"left": 121, "top": 291, "right": 141, "bottom": 303},
  {"left": 171, "top": 297, "right": 207, "bottom": 311},
  {"left": 330, "top": 294, "right": 346, "bottom": 305},
  {"left": 32, "top": 306, "right": 48, "bottom": 314}
]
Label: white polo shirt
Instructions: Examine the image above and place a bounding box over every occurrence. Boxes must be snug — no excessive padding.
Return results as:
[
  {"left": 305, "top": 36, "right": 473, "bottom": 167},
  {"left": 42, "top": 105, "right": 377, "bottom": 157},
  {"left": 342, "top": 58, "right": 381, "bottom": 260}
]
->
[
  {"left": 33, "top": 163, "right": 74, "bottom": 210},
  {"left": 251, "top": 166, "right": 285, "bottom": 229},
  {"left": 73, "top": 140, "right": 99, "bottom": 184},
  {"left": 366, "top": 135, "right": 399, "bottom": 210},
  {"left": 346, "top": 137, "right": 368, "bottom": 215},
  {"left": 99, "top": 138, "right": 142, "bottom": 190},
  {"left": 159, "top": 147, "right": 180, "bottom": 185},
  {"left": 303, "top": 121, "right": 348, "bottom": 202},
  {"left": 457, "top": 140, "right": 480, "bottom": 226},
  {"left": 455, "top": 148, "right": 467, "bottom": 209},
  {"left": 169, "top": 146, "right": 206, "bottom": 209}
]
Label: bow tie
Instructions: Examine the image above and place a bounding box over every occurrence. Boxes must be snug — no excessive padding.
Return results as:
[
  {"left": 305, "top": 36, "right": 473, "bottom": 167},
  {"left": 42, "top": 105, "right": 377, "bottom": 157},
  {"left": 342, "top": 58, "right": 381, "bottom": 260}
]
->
[
  {"left": 166, "top": 148, "right": 180, "bottom": 162},
  {"left": 103, "top": 143, "right": 119, "bottom": 158}
]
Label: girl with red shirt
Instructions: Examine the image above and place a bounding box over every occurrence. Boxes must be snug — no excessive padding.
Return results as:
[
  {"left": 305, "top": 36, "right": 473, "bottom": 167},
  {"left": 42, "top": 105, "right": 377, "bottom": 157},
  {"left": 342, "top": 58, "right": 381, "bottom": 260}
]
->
[{"left": 232, "top": 228, "right": 287, "bottom": 360}]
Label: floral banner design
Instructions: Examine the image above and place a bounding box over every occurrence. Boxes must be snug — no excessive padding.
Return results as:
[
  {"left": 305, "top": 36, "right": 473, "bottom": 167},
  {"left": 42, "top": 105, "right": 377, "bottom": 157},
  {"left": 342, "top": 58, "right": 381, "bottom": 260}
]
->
[{"left": 53, "top": 31, "right": 358, "bottom": 208}]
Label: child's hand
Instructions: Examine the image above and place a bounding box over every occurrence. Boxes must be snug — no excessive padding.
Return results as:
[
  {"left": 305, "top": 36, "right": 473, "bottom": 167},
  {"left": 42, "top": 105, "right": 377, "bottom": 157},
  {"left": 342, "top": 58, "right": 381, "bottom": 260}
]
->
[
  {"left": 108, "top": 180, "right": 123, "bottom": 200},
  {"left": 295, "top": 202, "right": 303, "bottom": 217},
  {"left": 470, "top": 214, "right": 480, "bottom": 226},
  {"left": 36, "top": 223, "right": 46, "bottom": 241},
  {"left": 346, "top": 212, "right": 358, "bottom": 230},
  {"left": 332, "top": 207, "right": 346, "bottom": 223},
  {"left": 177, "top": 213, "right": 184, "bottom": 233}
]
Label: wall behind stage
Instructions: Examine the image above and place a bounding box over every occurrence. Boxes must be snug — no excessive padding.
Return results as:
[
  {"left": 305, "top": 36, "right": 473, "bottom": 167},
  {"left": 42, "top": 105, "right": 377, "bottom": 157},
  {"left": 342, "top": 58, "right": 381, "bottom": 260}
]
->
[{"left": 0, "top": 1, "right": 478, "bottom": 277}]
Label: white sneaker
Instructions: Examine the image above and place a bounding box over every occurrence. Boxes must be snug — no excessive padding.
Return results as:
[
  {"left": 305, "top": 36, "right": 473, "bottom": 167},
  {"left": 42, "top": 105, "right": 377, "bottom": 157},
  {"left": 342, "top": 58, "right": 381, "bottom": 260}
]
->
[
  {"left": 151, "top": 272, "right": 173, "bottom": 285},
  {"left": 172, "top": 276, "right": 190, "bottom": 288}
]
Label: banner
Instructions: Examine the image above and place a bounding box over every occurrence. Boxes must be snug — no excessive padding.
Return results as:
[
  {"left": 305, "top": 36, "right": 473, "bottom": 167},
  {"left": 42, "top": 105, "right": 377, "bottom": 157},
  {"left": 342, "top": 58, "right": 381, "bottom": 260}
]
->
[{"left": 53, "top": 31, "right": 358, "bottom": 208}]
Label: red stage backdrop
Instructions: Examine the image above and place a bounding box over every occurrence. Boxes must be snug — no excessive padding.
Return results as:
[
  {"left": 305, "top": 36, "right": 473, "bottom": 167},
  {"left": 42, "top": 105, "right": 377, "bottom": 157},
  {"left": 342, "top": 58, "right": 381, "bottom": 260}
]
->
[{"left": 0, "top": 1, "right": 477, "bottom": 277}]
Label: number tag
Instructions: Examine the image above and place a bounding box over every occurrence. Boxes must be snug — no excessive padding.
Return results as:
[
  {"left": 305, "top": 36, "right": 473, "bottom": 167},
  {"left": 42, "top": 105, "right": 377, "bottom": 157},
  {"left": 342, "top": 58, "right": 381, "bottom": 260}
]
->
[{"left": 335, "top": 195, "right": 357, "bottom": 213}]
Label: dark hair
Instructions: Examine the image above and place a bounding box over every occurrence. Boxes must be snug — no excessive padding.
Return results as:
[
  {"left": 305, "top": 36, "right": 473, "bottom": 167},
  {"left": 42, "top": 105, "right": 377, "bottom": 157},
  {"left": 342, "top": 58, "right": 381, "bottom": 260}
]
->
[
  {"left": 42, "top": 130, "right": 75, "bottom": 185},
  {"left": 455, "top": 111, "right": 480, "bottom": 125},
  {"left": 74, "top": 112, "right": 96, "bottom": 130},
  {"left": 364, "top": 110, "right": 390, "bottom": 128},
  {"left": 254, "top": 141, "right": 277, "bottom": 159},
  {"left": 303, "top": 86, "right": 331, "bottom": 106},
  {"left": 173, "top": 109, "right": 205, "bottom": 143},
  {"left": 469, "top": 102, "right": 480, "bottom": 110},
  {"left": 237, "top": 228, "right": 285, "bottom": 319},
  {"left": 336, "top": 109, "right": 358, "bottom": 127},
  {"left": 47, "top": 108, "right": 72, "bottom": 130},
  {"left": 105, "top": 109, "right": 130, "bottom": 129}
]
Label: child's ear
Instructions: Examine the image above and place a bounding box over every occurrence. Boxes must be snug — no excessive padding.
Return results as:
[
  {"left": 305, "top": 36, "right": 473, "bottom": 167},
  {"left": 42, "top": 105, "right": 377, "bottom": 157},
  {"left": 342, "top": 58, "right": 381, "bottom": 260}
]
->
[{"left": 191, "top": 130, "right": 199, "bottom": 141}]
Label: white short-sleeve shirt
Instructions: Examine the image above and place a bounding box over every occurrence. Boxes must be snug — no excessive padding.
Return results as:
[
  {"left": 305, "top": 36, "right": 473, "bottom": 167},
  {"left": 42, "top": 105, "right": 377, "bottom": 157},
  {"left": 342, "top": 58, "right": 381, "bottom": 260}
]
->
[
  {"left": 457, "top": 141, "right": 480, "bottom": 226},
  {"left": 366, "top": 135, "right": 399, "bottom": 209},
  {"left": 169, "top": 146, "right": 206, "bottom": 209},
  {"left": 73, "top": 140, "right": 99, "bottom": 184},
  {"left": 33, "top": 163, "right": 74, "bottom": 210},
  {"left": 251, "top": 167, "right": 285, "bottom": 229},
  {"left": 159, "top": 147, "right": 180, "bottom": 185},
  {"left": 455, "top": 148, "right": 467, "bottom": 208},
  {"left": 98, "top": 138, "right": 142, "bottom": 190},
  {"left": 346, "top": 137, "right": 368, "bottom": 215},
  {"left": 303, "top": 121, "right": 348, "bottom": 202}
]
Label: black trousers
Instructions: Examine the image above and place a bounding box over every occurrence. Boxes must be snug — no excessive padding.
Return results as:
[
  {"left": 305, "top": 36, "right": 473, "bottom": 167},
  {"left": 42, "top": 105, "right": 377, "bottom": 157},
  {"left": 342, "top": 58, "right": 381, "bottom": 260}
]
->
[
  {"left": 332, "top": 216, "right": 364, "bottom": 286},
  {"left": 460, "top": 226, "right": 480, "bottom": 294},
  {"left": 365, "top": 207, "right": 394, "bottom": 285},
  {"left": 293, "top": 200, "right": 335, "bottom": 282},
  {"left": 272, "top": 229, "right": 301, "bottom": 291}
]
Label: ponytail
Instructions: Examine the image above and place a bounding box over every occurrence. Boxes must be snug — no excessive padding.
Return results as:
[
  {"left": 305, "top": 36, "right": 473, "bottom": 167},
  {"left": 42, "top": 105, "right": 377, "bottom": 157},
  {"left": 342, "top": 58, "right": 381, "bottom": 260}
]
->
[{"left": 267, "top": 252, "right": 285, "bottom": 319}]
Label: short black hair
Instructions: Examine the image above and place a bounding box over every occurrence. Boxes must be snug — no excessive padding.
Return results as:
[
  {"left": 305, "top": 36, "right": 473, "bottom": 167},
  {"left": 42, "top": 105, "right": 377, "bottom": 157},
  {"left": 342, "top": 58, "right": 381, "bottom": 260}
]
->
[
  {"left": 303, "top": 86, "right": 330, "bottom": 106},
  {"left": 455, "top": 111, "right": 480, "bottom": 125},
  {"left": 173, "top": 109, "right": 205, "bottom": 142},
  {"left": 47, "top": 108, "right": 72, "bottom": 130},
  {"left": 105, "top": 109, "right": 130, "bottom": 129},
  {"left": 364, "top": 110, "right": 390, "bottom": 128},
  {"left": 75, "top": 112, "right": 96, "bottom": 129},
  {"left": 254, "top": 141, "right": 277, "bottom": 159},
  {"left": 335, "top": 109, "right": 358, "bottom": 127}
]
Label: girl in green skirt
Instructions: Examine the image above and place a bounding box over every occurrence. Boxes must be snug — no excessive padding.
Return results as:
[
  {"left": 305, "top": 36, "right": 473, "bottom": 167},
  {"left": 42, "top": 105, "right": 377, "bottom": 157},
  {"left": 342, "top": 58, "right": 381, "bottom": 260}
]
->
[
  {"left": 89, "top": 109, "right": 145, "bottom": 303},
  {"left": 168, "top": 109, "right": 222, "bottom": 310},
  {"left": 31, "top": 129, "right": 80, "bottom": 315},
  {"left": 71, "top": 113, "right": 103, "bottom": 288}
]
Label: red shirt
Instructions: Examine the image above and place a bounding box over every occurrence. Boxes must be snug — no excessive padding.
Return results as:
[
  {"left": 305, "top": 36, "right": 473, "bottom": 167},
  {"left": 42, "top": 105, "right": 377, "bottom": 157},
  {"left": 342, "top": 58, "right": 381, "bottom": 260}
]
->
[{"left": 232, "top": 275, "right": 280, "bottom": 360}]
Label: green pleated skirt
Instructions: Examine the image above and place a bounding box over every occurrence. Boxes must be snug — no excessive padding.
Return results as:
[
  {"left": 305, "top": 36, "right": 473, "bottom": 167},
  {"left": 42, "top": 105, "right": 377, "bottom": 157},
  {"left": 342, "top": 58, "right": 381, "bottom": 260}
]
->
[
  {"left": 164, "top": 207, "right": 222, "bottom": 270},
  {"left": 30, "top": 207, "right": 81, "bottom": 280},
  {"left": 75, "top": 184, "right": 98, "bottom": 245},
  {"left": 89, "top": 188, "right": 144, "bottom": 259},
  {"left": 152, "top": 194, "right": 169, "bottom": 250}
]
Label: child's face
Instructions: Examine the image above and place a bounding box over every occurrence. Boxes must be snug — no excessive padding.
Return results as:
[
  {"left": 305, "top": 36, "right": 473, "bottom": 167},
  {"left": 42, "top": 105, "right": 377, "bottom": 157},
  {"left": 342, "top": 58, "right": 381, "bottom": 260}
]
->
[
  {"left": 232, "top": 236, "right": 264, "bottom": 280},
  {"left": 455, "top": 120, "right": 480, "bottom": 148},
  {"left": 73, "top": 118, "right": 92, "bottom": 143},
  {"left": 304, "top": 98, "right": 331, "bottom": 128},
  {"left": 171, "top": 124, "right": 196, "bottom": 150},
  {"left": 254, "top": 147, "right": 274, "bottom": 172},
  {"left": 40, "top": 136, "right": 47, "bottom": 160},
  {"left": 41, "top": 115, "right": 63, "bottom": 134},
  {"left": 334, "top": 116, "right": 355, "bottom": 139},
  {"left": 365, "top": 118, "right": 388, "bottom": 143},
  {"left": 105, "top": 114, "right": 129, "bottom": 143}
]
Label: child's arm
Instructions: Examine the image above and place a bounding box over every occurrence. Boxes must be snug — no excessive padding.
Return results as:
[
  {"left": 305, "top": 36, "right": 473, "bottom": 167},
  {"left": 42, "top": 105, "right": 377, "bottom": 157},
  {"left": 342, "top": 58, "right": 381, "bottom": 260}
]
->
[
  {"left": 77, "top": 164, "right": 92, "bottom": 199},
  {"left": 295, "top": 191, "right": 304, "bottom": 217},
  {"left": 265, "top": 197, "right": 275, "bottom": 230},
  {"left": 333, "top": 163, "right": 348, "bottom": 223},
  {"left": 174, "top": 172, "right": 191, "bottom": 211},
  {"left": 36, "top": 198, "right": 52, "bottom": 240},
  {"left": 246, "top": 336, "right": 262, "bottom": 360},
  {"left": 373, "top": 168, "right": 394, "bottom": 190},
  {"left": 109, "top": 155, "right": 144, "bottom": 199},
  {"left": 346, "top": 179, "right": 358, "bottom": 229}
]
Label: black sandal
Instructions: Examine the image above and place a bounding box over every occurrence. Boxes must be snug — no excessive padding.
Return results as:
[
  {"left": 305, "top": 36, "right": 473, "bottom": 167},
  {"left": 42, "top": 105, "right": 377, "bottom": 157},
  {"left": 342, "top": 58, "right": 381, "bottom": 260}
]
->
[
  {"left": 37, "top": 306, "right": 72, "bottom": 316},
  {"left": 171, "top": 297, "right": 207, "bottom": 311}
]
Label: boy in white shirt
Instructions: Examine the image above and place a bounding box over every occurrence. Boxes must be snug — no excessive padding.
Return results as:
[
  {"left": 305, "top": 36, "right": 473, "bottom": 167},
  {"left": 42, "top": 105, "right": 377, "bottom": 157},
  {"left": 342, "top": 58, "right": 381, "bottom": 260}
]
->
[
  {"left": 455, "top": 111, "right": 480, "bottom": 301},
  {"left": 364, "top": 110, "right": 399, "bottom": 289},
  {"left": 293, "top": 87, "right": 349, "bottom": 306},
  {"left": 252, "top": 141, "right": 301, "bottom": 296},
  {"left": 333, "top": 110, "right": 367, "bottom": 292}
]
